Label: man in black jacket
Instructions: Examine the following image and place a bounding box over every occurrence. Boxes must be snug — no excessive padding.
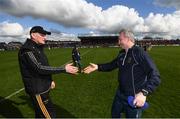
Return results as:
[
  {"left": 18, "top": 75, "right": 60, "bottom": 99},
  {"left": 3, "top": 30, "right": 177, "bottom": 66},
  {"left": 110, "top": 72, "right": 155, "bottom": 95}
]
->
[
  {"left": 18, "top": 26, "right": 78, "bottom": 118},
  {"left": 83, "top": 29, "right": 160, "bottom": 118}
]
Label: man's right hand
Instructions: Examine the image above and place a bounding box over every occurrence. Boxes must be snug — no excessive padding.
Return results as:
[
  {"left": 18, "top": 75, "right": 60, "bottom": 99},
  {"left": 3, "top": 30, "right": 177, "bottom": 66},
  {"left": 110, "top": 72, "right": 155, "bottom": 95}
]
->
[
  {"left": 65, "top": 63, "right": 78, "bottom": 75},
  {"left": 51, "top": 80, "right": 56, "bottom": 89},
  {"left": 83, "top": 63, "right": 98, "bottom": 74}
]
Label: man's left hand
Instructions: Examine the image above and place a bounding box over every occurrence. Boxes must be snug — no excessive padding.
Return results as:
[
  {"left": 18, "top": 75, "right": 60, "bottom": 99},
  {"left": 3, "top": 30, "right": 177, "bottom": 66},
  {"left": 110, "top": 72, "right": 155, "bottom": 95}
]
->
[{"left": 133, "top": 92, "right": 147, "bottom": 107}]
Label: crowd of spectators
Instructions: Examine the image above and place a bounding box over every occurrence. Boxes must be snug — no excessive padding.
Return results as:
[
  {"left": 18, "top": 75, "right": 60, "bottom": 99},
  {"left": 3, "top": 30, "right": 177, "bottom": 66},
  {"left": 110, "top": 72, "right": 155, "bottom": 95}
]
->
[{"left": 0, "top": 37, "right": 179, "bottom": 51}]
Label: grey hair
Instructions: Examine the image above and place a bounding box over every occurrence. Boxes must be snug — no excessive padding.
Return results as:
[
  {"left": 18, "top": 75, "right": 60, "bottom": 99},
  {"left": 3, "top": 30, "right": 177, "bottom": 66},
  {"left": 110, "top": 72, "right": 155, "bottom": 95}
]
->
[{"left": 119, "top": 29, "right": 135, "bottom": 43}]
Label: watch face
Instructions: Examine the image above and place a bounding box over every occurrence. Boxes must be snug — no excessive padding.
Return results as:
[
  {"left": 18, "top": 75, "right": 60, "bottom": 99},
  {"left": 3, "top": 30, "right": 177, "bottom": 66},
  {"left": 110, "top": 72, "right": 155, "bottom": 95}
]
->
[
  {"left": 142, "top": 91, "right": 148, "bottom": 96},
  {"left": 142, "top": 89, "right": 148, "bottom": 96}
]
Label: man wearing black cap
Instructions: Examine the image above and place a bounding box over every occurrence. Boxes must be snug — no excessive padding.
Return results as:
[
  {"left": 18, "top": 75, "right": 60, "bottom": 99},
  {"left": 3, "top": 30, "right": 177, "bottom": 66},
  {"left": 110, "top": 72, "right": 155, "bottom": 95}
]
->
[{"left": 18, "top": 26, "right": 78, "bottom": 118}]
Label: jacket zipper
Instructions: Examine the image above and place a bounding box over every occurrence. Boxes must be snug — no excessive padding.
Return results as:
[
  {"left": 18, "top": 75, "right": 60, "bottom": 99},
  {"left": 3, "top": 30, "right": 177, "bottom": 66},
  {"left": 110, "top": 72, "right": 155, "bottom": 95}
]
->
[{"left": 122, "top": 49, "right": 128, "bottom": 66}]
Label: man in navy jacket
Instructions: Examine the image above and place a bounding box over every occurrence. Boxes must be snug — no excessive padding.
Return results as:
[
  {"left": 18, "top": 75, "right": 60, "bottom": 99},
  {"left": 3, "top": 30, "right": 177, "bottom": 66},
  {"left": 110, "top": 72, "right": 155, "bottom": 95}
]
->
[{"left": 83, "top": 29, "right": 160, "bottom": 118}]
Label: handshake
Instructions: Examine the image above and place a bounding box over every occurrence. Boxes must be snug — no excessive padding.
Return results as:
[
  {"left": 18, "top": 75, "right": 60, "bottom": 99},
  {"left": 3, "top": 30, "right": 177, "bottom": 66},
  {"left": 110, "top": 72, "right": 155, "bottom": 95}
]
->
[
  {"left": 65, "top": 63, "right": 98, "bottom": 75},
  {"left": 51, "top": 63, "right": 98, "bottom": 89}
]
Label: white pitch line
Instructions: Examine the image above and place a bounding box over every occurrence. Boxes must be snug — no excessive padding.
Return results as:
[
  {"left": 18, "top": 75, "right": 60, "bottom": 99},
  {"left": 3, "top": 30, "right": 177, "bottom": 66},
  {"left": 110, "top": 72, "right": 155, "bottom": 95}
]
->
[
  {"left": 0, "top": 49, "right": 92, "bottom": 103},
  {"left": 0, "top": 88, "right": 25, "bottom": 103}
]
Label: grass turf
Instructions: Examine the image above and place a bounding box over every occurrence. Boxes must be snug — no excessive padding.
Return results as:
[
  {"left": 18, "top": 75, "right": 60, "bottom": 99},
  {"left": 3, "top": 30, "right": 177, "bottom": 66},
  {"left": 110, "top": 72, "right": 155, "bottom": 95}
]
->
[{"left": 0, "top": 46, "right": 179, "bottom": 118}]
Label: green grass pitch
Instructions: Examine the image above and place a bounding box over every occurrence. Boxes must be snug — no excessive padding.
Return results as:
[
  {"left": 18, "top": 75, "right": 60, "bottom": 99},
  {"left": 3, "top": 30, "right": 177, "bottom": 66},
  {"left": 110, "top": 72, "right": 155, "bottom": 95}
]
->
[{"left": 0, "top": 46, "right": 180, "bottom": 118}]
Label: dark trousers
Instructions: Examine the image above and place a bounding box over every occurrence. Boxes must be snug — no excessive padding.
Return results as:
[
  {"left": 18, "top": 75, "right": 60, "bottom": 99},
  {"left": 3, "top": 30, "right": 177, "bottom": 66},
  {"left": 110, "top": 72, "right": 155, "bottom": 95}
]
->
[
  {"left": 111, "top": 89, "right": 142, "bottom": 118},
  {"left": 73, "top": 60, "right": 82, "bottom": 72},
  {"left": 29, "top": 91, "right": 56, "bottom": 118}
]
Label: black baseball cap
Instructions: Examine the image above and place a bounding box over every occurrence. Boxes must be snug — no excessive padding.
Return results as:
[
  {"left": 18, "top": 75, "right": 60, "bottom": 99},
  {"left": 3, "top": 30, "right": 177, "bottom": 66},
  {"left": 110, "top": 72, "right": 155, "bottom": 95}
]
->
[{"left": 30, "top": 26, "right": 51, "bottom": 35}]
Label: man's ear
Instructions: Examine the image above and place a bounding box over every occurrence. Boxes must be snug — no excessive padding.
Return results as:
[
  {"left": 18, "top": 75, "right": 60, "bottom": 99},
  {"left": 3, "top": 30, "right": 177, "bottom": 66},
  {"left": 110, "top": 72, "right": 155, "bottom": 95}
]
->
[{"left": 31, "top": 33, "right": 36, "bottom": 39}]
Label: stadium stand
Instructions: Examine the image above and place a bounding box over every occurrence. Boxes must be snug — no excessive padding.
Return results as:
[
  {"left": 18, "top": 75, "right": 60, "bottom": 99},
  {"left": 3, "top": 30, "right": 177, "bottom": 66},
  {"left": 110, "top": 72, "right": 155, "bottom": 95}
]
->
[
  {"left": 0, "top": 42, "right": 22, "bottom": 51},
  {"left": 0, "top": 34, "right": 179, "bottom": 51},
  {"left": 78, "top": 34, "right": 118, "bottom": 47}
]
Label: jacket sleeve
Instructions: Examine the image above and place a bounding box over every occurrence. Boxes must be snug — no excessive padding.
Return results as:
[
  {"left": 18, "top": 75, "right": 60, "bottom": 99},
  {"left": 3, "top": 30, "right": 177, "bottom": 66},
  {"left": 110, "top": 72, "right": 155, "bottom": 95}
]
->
[
  {"left": 23, "top": 51, "right": 66, "bottom": 75},
  {"left": 97, "top": 56, "right": 119, "bottom": 72},
  {"left": 139, "top": 50, "right": 161, "bottom": 94}
]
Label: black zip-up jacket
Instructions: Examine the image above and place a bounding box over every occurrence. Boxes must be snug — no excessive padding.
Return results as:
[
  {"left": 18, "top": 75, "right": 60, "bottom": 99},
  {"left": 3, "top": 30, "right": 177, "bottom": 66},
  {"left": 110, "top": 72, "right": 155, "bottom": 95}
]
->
[
  {"left": 98, "top": 45, "right": 160, "bottom": 96},
  {"left": 18, "top": 39, "right": 66, "bottom": 95}
]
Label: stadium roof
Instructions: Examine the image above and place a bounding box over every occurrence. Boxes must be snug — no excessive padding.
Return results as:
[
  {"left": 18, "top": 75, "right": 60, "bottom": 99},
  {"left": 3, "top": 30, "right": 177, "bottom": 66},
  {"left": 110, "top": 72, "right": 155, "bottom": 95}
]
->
[{"left": 78, "top": 33, "right": 119, "bottom": 37}]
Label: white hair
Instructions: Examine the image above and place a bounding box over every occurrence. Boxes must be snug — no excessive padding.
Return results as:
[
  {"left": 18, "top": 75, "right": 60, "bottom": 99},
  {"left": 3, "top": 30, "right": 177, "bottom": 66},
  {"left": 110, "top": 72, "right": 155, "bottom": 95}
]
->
[{"left": 119, "top": 29, "right": 135, "bottom": 43}]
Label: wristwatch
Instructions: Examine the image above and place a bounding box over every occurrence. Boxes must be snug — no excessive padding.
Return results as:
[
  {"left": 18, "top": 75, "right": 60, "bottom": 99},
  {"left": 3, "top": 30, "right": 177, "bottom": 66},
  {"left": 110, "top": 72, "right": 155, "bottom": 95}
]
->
[{"left": 141, "top": 89, "right": 149, "bottom": 96}]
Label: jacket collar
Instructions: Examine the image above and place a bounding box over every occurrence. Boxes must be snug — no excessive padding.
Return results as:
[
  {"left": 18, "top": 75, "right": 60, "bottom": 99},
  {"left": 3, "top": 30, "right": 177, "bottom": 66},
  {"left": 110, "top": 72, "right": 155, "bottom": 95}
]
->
[
  {"left": 22, "top": 38, "right": 44, "bottom": 50},
  {"left": 128, "top": 44, "right": 136, "bottom": 51}
]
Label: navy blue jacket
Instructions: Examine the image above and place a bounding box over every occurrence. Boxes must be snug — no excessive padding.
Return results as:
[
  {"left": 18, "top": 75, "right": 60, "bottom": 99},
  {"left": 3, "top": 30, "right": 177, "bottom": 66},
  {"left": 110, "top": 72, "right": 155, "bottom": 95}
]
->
[
  {"left": 98, "top": 45, "right": 160, "bottom": 96},
  {"left": 72, "top": 48, "right": 81, "bottom": 61}
]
